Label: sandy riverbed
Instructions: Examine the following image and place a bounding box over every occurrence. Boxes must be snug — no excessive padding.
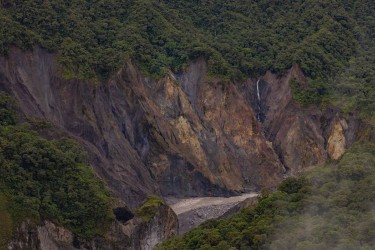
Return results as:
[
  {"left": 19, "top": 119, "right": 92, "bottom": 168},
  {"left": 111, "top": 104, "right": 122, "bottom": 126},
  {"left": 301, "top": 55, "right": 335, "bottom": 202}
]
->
[
  {"left": 165, "top": 193, "right": 258, "bottom": 234},
  {"left": 166, "top": 193, "right": 258, "bottom": 215}
]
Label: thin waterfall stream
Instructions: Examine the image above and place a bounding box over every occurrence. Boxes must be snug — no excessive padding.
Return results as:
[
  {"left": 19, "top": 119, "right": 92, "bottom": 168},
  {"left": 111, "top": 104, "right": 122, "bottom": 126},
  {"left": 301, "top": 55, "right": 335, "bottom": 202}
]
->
[{"left": 256, "top": 79, "right": 261, "bottom": 121}]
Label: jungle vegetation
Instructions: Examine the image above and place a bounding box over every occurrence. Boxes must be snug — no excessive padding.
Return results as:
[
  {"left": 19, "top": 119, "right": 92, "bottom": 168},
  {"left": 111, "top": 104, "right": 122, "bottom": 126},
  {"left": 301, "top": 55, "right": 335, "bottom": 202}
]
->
[
  {"left": 0, "top": 93, "right": 113, "bottom": 249},
  {"left": 0, "top": 0, "right": 373, "bottom": 120}
]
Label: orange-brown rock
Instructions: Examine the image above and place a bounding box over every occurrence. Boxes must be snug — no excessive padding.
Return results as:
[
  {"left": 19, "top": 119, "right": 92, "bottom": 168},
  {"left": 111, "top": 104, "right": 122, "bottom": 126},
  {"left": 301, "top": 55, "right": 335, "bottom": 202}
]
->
[
  {"left": 327, "top": 117, "right": 348, "bottom": 160},
  {"left": 0, "top": 48, "right": 284, "bottom": 206},
  {"left": 0, "top": 48, "right": 360, "bottom": 208},
  {"left": 236, "top": 65, "right": 361, "bottom": 174}
]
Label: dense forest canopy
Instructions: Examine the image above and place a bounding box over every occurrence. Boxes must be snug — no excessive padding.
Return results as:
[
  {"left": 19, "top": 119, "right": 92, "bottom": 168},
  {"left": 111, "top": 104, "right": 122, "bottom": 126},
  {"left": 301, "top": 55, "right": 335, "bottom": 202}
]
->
[
  {"left": 0, "top": 0, "right": 372, "bottom": 79},
  {"left": 0, "top": 0, "right": 374, "bottom": 122}
]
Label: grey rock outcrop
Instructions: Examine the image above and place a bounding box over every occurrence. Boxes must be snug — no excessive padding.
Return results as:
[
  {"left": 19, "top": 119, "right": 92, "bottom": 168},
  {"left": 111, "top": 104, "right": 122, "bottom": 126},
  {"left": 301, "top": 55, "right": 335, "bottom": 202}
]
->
[{"left": 8, "top": 204, "right": 178, "bottom": 250}]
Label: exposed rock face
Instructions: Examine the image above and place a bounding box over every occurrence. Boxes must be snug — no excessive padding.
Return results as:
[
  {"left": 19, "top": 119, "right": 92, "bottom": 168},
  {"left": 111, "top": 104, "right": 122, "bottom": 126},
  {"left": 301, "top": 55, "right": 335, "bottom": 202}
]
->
[
  {"left": 0, "top": 47, "right": 158, "bottom": 207},
  {"left": 0, "top": 48, "right": 284, "bottom": 208},
  {"left": 37, "top": 221, "right": 74, "bottom": 250},
  {"left": 0, "top": 47, "right": 363, "bottom": 249},
  {"left": 237, "top": 66, "right": 359, "bottom": 174},
  {"left": 327, "top": 117, "right": 348, "bottom": 160},
  {"left": 255, "top": 66, "right": 327, "bottom": 173},
  {"left": 8, "top": 204, "right": 178, "bottom": 250},
  {"left": 135, "top": 204, "right": 178, "bottom": 250},
  {"left": 8, "top": 220, "right": 40, "bottom": 250}
]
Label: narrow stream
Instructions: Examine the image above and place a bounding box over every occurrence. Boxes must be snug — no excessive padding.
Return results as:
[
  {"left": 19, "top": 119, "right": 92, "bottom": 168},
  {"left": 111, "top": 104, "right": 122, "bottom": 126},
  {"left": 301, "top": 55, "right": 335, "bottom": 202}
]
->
[{"left": 256, "top": 79, "right": 261, "bottom": 121}]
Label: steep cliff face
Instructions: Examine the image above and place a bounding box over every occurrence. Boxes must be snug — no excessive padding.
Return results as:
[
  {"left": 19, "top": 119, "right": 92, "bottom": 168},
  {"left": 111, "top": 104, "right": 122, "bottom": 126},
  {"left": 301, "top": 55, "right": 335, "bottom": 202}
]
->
[
  {"left": 255, "top": 66, "right": 327, "bottom": 173},
  {"left": 8, "top": 204, "right": 177, "bottom": 250},
  {"left": 0, "top": 48, "right": 360, "bottom": 209},
  {"left": 0, "top": 47, "right": 158, "bottom": 207},
  {"left": 238, "top": 65, "right": 359, "bottom": 174},
  {"left": 0, "top": 47, "right": 364, "bottom": 249},
  {"left": 0, "top": 47, "right": 283, "bottom": 208}
]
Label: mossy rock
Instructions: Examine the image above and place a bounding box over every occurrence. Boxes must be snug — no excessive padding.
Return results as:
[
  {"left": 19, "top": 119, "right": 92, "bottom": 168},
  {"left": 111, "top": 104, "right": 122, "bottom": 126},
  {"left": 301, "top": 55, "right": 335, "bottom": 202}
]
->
[{"left": 135, "top": 195, "right": 164, "bottom": 222}]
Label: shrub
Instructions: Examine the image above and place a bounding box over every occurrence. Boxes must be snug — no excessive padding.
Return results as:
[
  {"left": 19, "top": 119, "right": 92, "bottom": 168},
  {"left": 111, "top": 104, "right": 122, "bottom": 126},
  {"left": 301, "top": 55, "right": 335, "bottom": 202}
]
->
[{"left": 135, "top": 195, "right": 164, "bottom": 222}]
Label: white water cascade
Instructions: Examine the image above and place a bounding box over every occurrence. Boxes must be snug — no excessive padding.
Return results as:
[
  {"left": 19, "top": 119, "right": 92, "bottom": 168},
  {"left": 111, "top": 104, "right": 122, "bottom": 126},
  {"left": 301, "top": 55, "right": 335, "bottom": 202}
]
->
[{"left": 256, "top": 79, "right": 261, "bottom": 121}]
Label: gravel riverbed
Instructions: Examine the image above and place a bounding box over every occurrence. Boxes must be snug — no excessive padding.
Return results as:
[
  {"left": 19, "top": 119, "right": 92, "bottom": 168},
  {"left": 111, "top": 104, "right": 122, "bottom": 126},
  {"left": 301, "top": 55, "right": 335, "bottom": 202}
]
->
[{"left": 165, "top": 193, "right": 258, "bottom": 234}]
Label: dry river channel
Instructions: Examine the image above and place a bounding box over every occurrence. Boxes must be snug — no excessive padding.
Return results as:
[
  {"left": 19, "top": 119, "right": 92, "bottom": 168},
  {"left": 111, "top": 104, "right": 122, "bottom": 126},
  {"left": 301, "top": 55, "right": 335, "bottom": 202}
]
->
[{"left": 165, "top": 193, "right": 258, "bottom": 235}]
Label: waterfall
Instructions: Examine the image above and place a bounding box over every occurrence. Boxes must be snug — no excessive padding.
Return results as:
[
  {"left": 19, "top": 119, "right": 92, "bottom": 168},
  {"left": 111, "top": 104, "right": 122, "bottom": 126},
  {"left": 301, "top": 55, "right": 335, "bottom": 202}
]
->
[{"left": 256, "top": 79, "right": 261, "bottom": 121}]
